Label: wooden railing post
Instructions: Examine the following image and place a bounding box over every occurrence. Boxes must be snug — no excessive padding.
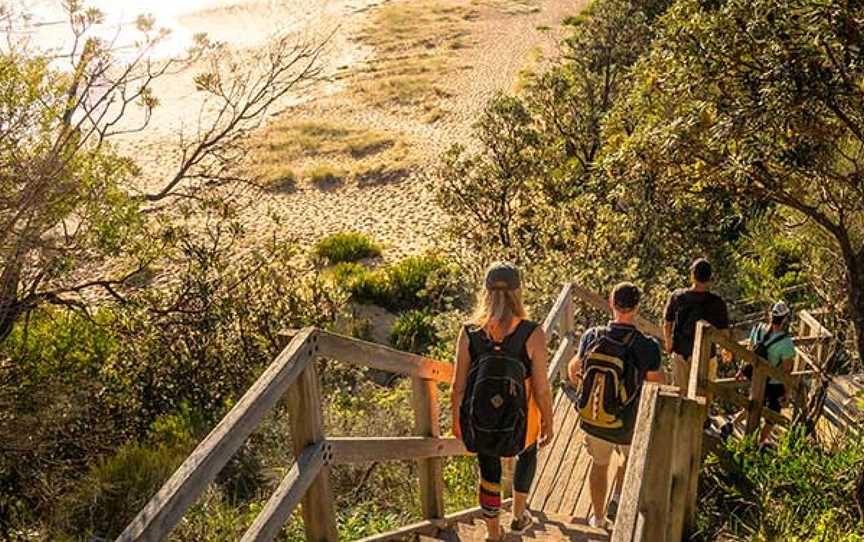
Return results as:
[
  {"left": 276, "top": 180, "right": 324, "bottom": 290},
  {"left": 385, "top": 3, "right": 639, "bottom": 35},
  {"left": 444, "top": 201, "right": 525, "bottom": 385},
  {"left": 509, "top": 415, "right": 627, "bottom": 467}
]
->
[
  {"left": 745, "top": 365, "right": 768, "bottom": 436},
  {"left": 412, "top": 377, "right": 445, "bottom": 520},
  {"left": 677, "top": 397, "right": 708, "bottom": 539},
  {"left": 560, "top": 293, "right": 576, "bottom": 382},
  {"left": 687, "top": 321, "right": 713, "bottom": 400},
  {"left": 286, "top": 354, "right": 338, "bottom": 542},
  {"left": 795, "top": 317, "right": 809, "bottom": 373}
]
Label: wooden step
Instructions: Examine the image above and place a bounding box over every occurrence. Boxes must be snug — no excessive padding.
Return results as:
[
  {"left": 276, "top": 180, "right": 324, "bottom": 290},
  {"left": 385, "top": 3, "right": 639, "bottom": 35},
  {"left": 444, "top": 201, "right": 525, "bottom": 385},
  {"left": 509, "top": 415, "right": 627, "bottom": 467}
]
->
[{"left": 419, "top": 511, "right": 610, "bottom": 542}]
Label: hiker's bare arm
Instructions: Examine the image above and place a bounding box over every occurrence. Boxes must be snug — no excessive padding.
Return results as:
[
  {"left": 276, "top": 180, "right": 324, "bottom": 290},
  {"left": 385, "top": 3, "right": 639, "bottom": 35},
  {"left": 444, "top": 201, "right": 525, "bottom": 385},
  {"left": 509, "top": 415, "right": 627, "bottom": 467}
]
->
[
  {"left": 527, "top": 327, "right": 555, "bottom": 447},
  {"left": 451, "top": 328, "right": 470, "bottom": 438},
  {"left": 567, "top": 354, "right": 582, "bottom": 385},
  {"left": 645, "top": 370, "right": 666, "bottom": 384}
]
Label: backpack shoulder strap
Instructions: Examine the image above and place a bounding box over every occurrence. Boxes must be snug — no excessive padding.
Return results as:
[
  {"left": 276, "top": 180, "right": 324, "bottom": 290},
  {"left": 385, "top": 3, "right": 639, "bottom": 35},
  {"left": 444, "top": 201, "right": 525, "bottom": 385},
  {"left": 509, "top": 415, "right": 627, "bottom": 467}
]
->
[
  {"left": 507, "top": 319, "right": 539, "bottom": 351},
  {"left": 764, "top": 330, "right": 788, "bottom": 349}
]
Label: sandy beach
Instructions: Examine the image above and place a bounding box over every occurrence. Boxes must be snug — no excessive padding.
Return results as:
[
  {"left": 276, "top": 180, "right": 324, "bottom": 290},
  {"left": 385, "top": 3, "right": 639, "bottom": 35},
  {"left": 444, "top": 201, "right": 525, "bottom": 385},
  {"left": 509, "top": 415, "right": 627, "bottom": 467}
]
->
[{"left": 19, "top": 0, "right": 585, "bottom": 259}]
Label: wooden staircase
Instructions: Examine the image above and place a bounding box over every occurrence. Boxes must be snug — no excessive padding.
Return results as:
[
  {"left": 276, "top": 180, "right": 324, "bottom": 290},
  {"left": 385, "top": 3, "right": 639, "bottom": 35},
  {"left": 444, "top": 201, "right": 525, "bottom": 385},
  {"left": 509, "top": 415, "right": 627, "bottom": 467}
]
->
[{"left": 419, "top": 511, "right": 609, "bottom": 542}]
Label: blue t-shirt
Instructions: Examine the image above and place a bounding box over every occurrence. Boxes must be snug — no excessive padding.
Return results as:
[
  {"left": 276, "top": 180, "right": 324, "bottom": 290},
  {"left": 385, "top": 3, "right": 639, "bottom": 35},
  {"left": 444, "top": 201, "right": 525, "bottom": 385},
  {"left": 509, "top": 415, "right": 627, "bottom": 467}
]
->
[{"left": 749, "top": 324, "right": 796, "bottom": 385}]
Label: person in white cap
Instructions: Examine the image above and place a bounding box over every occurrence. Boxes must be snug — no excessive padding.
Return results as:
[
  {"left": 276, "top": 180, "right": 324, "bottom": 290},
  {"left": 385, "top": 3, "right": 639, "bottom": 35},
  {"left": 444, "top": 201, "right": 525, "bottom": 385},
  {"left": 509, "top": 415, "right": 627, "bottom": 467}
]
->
[{"left": 736, "top": 300, "right": 797, "bottom": 445}]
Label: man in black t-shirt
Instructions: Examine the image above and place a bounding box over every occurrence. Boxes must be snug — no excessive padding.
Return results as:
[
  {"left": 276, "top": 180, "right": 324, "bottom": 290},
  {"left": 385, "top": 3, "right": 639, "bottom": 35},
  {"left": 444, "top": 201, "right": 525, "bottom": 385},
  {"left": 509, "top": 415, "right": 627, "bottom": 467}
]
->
[{"left": 663, "top": 258, "right": 730, "bottom": 396}]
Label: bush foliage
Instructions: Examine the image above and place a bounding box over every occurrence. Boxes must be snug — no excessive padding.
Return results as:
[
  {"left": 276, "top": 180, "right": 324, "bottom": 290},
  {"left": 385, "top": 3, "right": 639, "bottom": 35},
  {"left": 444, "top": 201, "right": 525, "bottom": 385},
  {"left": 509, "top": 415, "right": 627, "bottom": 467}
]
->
[
  {"left": 389, "top": 310, "right": 438, "bottom": 354},
  {"left": 329, "top": 255, "right": 460, "bottom": 313},
  {"left": 698, "top": 427, "right": 864, "bottom": 541},
  {"left": 313, "top": 232, "right": 382, "bottom": 265}
]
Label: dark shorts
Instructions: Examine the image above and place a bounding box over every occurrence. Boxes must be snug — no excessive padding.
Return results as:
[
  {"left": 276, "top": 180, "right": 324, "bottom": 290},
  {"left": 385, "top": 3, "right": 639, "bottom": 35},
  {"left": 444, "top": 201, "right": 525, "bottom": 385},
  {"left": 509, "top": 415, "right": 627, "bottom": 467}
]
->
[{"left": 765, "top": 382, "right": 786, "bottom": 413}]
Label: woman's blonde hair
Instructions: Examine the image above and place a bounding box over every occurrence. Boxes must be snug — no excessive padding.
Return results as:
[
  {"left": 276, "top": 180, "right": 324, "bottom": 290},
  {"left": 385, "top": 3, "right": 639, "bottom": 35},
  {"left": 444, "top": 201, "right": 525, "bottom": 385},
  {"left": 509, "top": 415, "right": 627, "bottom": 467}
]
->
[{"left": 471, "top": 286, "right": 528, "bottom": 330}]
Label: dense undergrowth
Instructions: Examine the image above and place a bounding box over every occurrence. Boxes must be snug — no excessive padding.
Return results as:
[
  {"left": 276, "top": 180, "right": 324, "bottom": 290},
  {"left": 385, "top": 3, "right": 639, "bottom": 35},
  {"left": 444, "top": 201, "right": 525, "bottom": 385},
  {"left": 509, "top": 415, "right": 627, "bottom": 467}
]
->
[{"left": 697, "top": 428, "right": 864, "bottom": 541}]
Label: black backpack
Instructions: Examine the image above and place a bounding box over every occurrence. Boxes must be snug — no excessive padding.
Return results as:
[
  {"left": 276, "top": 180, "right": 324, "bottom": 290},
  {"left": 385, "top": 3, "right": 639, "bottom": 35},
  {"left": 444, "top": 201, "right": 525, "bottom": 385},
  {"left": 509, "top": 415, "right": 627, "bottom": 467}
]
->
[
  {"left": 460, "top": 321, "right": 536, "bottom": 457},
  {"left": 576, "top": 328, "right": 640, "bottom": 445},
  {"left": 743, "top": 324, "right": 787, "bottom": 379}
]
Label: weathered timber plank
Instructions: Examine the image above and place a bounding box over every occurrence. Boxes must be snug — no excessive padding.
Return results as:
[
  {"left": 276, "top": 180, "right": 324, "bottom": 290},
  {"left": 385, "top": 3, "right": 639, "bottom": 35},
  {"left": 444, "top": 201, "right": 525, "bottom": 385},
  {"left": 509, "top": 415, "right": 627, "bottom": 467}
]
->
[
  {"left": 529, "top": 392, "right": 566, "bottom": 510},
  {"left": 354, "top": 500, "right": 513, "bottom": 542},
  {"left": 286, "top": 361, "right": 338, "bottom": 541},
  {"left": 666, "top": 398, "right": 705, "bottom": 541},
  {"left": 745, "top": 366, "right": 769, "bottom": 435},
  {"left": 711, "top": 331, "right": 799, "bottom": 389},
  {"left": 637, "top": 391, "right": 680, "bottom": 542},
  {"left": 115, "top": 329, "right": 317, "bottom": 542},
  {"left": 687, "top": 321, "right": 715, "bottom": 399},
  {"left": 413, "top": 377, "right": 445, "bottom": 519},
  {"left": 799, "top": 310, "right": 832, "bottom": 338},
  {"left": 559, "top": 440, "right": 589, "bottom": 517},
  {"left": 611, "top": 384, "right": 660, "bottom": 542},
  {"left": 532, "top": 400, "right": 580, "bottom": 512},
  {"left": 547, "top": 333, "right": 576, "bottom": 383},
  {"left": 329, "top": 437, "right": 467, "bottom": 464},
  {"left": 542, "top": 283, "right": 574, "bottom": 336},
  {"left": 240, "top": 441, "right": 326, "bottom": 542},
  {"left": 317, "top": 331, "right": 452, "bottom": 382}
]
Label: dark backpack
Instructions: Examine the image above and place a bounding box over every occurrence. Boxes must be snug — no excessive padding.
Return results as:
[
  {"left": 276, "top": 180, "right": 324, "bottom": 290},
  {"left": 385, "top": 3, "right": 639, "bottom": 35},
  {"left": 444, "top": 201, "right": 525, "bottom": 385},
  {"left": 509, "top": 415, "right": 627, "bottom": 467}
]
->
[
  {"left": 577, "top": 328, "right": 640, "bottom": 445},
  {"left": 460, "top": 321, "right": 535, "bottom": 457},
  {"left": 743, "top": 324, "right": 787, "bottom": 379}
]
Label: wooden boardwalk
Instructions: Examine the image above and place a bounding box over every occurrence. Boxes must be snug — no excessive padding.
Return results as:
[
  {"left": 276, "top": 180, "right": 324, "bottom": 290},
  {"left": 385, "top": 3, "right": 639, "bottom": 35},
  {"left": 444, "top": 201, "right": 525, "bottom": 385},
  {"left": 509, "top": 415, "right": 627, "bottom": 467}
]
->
[{"left": 529, "top": 392, "right": 621, "bottom": 522}]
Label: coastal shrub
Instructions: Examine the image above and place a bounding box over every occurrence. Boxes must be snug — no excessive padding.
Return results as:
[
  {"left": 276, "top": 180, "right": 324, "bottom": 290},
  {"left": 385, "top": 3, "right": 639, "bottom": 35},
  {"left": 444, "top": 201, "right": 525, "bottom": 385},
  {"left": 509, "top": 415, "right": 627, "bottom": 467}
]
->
[
  {"left": 330, "top": 255, "right": 458, "bottom": 312},
  {"left": 313, "top": 232, "right": 382, "bottom": 265},
  {"left": 390, "top": 310, "right": 438, "bottom": 354},
  {"left": 696, "top": 426, "right": 864, "bottom": 541},
  {"left": 54, "top": 409, "right": 199, "bottom": 538}
]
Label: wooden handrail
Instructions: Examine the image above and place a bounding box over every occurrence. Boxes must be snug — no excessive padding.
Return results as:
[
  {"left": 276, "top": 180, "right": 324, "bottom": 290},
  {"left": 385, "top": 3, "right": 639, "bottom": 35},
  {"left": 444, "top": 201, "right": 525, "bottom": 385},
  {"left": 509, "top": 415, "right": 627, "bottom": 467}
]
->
[
  {"left": 542, "top": 282, "right": 573, "bottom": 335},
  {"left": 707, "top": 328, "right": 799, "bottom": 389},
  {"left": 547, "top": 332, "right": 576, "bottom": 382},
  {"left": 116, "top": 328, "right": 318, "bottom": 542},
  {"left": 240, "top": 441, "right": 329, "bottom": 542},
  {"left": 799, "top": 310, "right": 833, "bottom": 338},
  {"left": 329, "top": 437, "right": 467, "bottom": 464},
  {"left": 317, "top": 331, "right": 453, "bottom": 382},
  {"left": 613, "top": 385, "right": 706, "bottom": 541}
]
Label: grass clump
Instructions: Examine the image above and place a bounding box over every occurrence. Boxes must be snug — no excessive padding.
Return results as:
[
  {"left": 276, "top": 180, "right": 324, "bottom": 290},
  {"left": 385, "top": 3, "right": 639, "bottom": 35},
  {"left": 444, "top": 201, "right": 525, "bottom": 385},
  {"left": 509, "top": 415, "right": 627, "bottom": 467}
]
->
[
  {"left": 353, "top": 2, "right": 475, "bottom": 116},
  {"left": 265, "top": 121, "right": 396, "bottom": 161},
  {"left": 390, "top": 310, "right": 438, "bottom": 354},
  {"left": 307, "top": 164, "right": 346, "bottom": 187},
  {"left": 253, "top": 118, "right": 417, "bottom": 188},
  {"left": 314, "top": 232, "right": 383, "bottom": 265},
  {"left": 329, "top": 255, "right": 457, "bottom": 312}
]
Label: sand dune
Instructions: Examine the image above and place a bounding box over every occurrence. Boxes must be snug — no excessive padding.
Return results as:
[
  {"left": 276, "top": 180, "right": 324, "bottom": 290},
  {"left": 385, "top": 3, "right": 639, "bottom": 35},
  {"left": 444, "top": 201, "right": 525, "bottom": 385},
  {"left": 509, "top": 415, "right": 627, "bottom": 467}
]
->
[{"left": 89, "top": 0, "right": 584, "bottom": 259}]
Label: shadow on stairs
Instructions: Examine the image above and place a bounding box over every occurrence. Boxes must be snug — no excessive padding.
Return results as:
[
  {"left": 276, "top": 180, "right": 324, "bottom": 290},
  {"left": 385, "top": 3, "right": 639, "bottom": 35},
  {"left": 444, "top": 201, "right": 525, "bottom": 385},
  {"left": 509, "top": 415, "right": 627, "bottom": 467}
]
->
[{"left": 420, "top": 511, "right": 609, "bottom": 542}]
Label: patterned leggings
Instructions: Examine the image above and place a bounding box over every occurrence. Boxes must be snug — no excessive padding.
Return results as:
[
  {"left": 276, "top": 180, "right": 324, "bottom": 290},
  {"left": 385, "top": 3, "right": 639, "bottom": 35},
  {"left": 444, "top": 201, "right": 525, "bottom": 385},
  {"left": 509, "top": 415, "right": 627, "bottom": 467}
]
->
[{"left": 477, "top": 445, "right": 538, "bottom": 518}]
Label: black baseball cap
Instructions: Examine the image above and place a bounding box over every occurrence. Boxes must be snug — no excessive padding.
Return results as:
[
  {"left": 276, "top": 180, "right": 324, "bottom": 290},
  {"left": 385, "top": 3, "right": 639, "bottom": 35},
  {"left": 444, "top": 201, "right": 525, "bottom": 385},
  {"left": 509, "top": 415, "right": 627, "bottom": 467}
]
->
[
  {"left": 485, "top": 261, "right": 521, "bottom": 291},
  {"left": 612, "top": 282, "right": 641, "bottom": 310},
  {"left": 691, "top": 258, "right": 713, "bottom": 283}
]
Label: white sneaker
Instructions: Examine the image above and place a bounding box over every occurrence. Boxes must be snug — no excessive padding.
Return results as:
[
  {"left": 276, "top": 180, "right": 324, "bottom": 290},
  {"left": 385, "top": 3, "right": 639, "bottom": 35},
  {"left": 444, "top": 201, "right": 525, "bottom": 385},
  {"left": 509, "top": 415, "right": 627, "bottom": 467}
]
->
[{"left": 588, "top": 514, "right": 609, "bottom": 530}]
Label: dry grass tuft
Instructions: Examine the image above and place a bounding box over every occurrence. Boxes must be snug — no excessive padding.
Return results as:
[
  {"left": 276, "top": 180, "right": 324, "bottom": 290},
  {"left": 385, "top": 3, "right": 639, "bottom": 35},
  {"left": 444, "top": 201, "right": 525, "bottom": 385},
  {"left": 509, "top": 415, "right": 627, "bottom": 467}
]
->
[
  {"left": 252, "top": 118, "right": 417, "bottom": 189},
  {"left": 474, "top": 0, "right": 542, "bottom": 15},
  {"left": 351, "top": 2, "right": 477, "bottom": 118}
]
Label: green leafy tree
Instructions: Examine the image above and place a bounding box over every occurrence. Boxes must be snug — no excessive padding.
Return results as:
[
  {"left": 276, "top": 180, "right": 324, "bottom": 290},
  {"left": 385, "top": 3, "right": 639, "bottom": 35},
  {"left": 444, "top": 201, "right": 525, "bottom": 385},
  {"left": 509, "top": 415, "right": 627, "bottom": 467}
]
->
[
  {"left": 0, "top": 2, "right": 324, "bottom": 341},
  {"left": 606, "top": 0, "right": 864, "bottom": 360}
]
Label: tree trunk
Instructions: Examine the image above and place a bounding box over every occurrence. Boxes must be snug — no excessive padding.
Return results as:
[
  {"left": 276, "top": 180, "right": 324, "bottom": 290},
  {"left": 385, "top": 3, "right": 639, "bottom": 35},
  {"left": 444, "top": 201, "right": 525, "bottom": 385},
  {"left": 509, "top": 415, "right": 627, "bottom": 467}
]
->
[
  {"left": 845, "top": 250, "right": 864, "bottom": 364},
  {"left": 0, "top": 260, "right": 21, "bottom": 342}
]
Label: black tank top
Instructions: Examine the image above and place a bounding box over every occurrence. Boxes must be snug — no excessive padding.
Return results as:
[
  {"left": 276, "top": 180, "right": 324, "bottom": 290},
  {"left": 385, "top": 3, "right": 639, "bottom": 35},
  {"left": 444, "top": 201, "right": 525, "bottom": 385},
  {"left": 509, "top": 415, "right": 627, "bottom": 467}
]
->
[{"left": 465, "top": 319, "right": 539, "bottom": 378}]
